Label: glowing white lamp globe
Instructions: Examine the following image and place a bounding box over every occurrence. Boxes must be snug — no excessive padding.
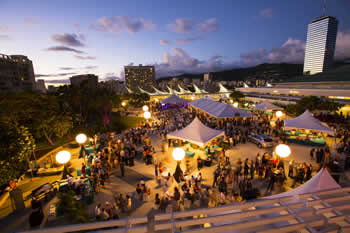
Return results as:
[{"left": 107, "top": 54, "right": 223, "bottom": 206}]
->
[
  {"left": 275, "top": 144, "right": 291, "bottom": 158},
  {"left": 142, "top": 105, "right": 149, "bottom": 112},
  {"left": 244, "top": 103, "right": 249, "bottom": 107},
  {"left": 75, "top": 133, "right": 87, "bottom": 144},
  {"left": 191, "top": 96, "right": 195, "bottom": 100},
  {"left": 276, "top": 111, "right": 283, "bottom": 118},
  {"left": 121, "top": 101, "right": 126, "bottom": 107},
  {"left": 172, "top": 148, "right": 185, "bottom": 161},
  {"left": 56, "top": 151, "right": 71, "bottom": 164},
  {"left": 144, "top": 111, "right": 151, "bottom": 119},
  {"left": 233, "top": 102, "right": 239, "bottom": 108},
  {"left": 230, "top": 99, "right": 233, "bottom": 103},
  {"left": 154, "top": 98, "right": 159, "bottom": 102}
]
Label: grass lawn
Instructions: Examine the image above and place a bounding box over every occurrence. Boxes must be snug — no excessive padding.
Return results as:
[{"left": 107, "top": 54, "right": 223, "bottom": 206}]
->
[{"left": 120, "top": 116, "right": 144, "bottom": 129}]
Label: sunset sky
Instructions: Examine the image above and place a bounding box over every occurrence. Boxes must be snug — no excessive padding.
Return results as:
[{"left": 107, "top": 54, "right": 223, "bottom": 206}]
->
[{"left": 1, "top": 0, "right": 350, "bottom": 85}]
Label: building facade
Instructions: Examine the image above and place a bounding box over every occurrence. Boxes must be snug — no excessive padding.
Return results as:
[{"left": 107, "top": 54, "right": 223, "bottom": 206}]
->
[
  {"left": 69, "top": 74, "right": 98, "bottom": 89},
  {"left": 124, "top": 64, "right": 155, "bottom": 93},
  {"left": 303, "top": 16, "right": 338, "bottom": 75},
  {"left": 0, "top": 53, "right": 35, "bottom": 92}
]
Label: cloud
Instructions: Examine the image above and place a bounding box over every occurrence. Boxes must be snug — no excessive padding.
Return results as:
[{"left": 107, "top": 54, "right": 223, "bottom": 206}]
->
[
  {"left": 74, "top": 55, "right": 96, "bottom": 60},
  {"left": 0, "top": 25, "right": 8, "bottom": 32},
  {"left": 260, "top": 8, "right": 273, "bottom": 19},
  {"left": 35, "top": 72, "right": 77, "bottom": 78},
  {"left": 45, "top": 46, "right": 85, "bottom": 54},
  {"left": 199, "top": 18, "right": 218, "bottom": 33},
  {"left": 44, "top": 79, "right": 70, "bottom": 84},
  {"left": 90, "top": 16, "right": 155, "bottom": 34},
  {"left": 101, "top": 72, "right": 122, "bottom": 81},
  {"left": 175, "top": 37, "right": 200, "bottom": 44},
  {"left": 0, "top": 35, "right": 10, "bottom": 40},
  {"left": 151, "top": 47, "right": 237, "bottom": 77},
  {"left": 168, "top": 18, "right": 218, "bottom": 34},
  {"left": 335, "top": 30, "right": 350, "bottom": 60},
  {"left": 51, "top": 33, "right": 85, "bottom": 47},
  {"left": 59, "top": 67, "right": 74, "bottom": 70},
  {"left": 85, "top": 65, "right": 98, "bottom": 69},
  {"left": 160, "top": 40, "right": 170, "bottom": 45},
  {"left": 168, "top": 18, "right": 197, "bottom": 34}
]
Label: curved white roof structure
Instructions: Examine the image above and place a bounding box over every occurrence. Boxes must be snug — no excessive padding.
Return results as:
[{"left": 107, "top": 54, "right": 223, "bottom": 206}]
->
[
  {"left": 167, "top": 117, "right": 224, "bottom": 147},
  {"left": 152, "top": 86, "right": 169, "bottom": 95},
  {"left": 160, "top": 94, "right": 188, "bottom": 104},
  {"left": 178, "top": 84, "right": 192, "bottom": 94},
  {"left": 189, "top": 98, "right": 253, "bottom": 118},
  {"left": 284, "top": 110, "right": 334, "bottom": 135},
  {"left": 218, "top": 83, "right": 230, "bottom": 93},
  {"left": 263, "top": 168, "right": 340, "bottom": 199},
  {"left": 254, "top": 100, "right": 283, "bottom": 111},
  {"left": 193, "top": 84, "right": 208, "bottom": 94}
]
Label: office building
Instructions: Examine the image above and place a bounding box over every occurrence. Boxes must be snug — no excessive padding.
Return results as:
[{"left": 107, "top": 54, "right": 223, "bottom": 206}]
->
[
  {"left": 69, "top": 74, "right": 98, "bottom": 89},
  {"left": 204, "top": 72, "right": 213, "bottom": 83},
  {"left": 303, "top": 16, "right": 338, "bottom": 75},
  {"left": 0, "top": 53, "right": 35, "bottom": 92},
  {"left": 124, "top": 64, "right": 155, "bottom": 92}
]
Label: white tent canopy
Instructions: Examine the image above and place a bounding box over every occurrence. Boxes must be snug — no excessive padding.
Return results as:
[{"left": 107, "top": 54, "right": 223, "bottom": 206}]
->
[
  {"left": 284, "top": 110, "right": 334, "bottom": 135},
  {"left": 263, "top": 168, "right": 340, "bottom": 199},
  {"left": 254, "top": 100, "right": 283, "bottom": 111},
  {"left": 160, "top": 94, "right": 188, "bottom": 104},
  {"left": 167, "top": 117, "right": 225, "bottom": 147},
  {"left": 189, "top": 98, "right": 253, "bottom": 118}
]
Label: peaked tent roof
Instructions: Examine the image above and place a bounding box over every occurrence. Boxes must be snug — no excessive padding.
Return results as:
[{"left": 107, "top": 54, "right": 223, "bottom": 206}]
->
[
  {"left": 284, "top": 110, "right": 334, "bottom": 135},
  {"left": 218, "top": 83, "right": 230, "bottom": 93},
  {"left": 167, "top": 117, "right": 225, "bottom": 147},
  {"left": 160, "top": 94, "right": 188, "bottom": 104},
  {"left": 254, "top": 100, "right": 283, "bottom": 111},
  {"left": 189, "top": 98, "right": 253, "bottom": 118},
  {"left": 263, "top": 168, "right": 340, "bottom": 199}
]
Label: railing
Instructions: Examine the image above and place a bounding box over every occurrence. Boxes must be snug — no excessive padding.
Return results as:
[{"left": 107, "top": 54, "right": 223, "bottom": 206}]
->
[{"left": 19, "top": 187, "right": 350, "bottom": 233}]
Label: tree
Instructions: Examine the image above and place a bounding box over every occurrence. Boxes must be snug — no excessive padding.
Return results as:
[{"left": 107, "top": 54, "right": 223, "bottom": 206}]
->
[
  {"left": 0, "top": 123, "right": 36, "bottom": 189},
  {"left": 229, "top": 90, "right": 245, "bottom": 101}
]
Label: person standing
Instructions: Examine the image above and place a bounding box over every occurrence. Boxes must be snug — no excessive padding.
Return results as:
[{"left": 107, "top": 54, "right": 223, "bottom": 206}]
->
[{"left": 120, "top": 156, "right": 125, "bottom": 177}]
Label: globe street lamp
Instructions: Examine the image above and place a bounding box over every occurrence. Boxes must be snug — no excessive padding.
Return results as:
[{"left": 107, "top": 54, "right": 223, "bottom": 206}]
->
[
  {"left": 230, "top": 99, "right": 233, "bottom": 103},
  {"left": 144, "top": 111, "right": 151, "bottom": 120},
  {"left": 76, "top": 133, "right": 87, "bottom": 144},
  {"left": 275, "top": 144, "right": 291, "bottom": 158},
  {"left": 154, "top": 98, "right": 159, "bottom": 103},
  {"left": 233, "top": 102, "right": 239, "bottom": 108},
  {"left": 56, "top": 151, "right": 71, "bottom": 164},
  {"left": 172, "top": 148, "right": 185, "bottom": 183},
  {"left": 142, "top": 105, "right": 149, "bottom": 112},
  {"left": 121, "top": 101, "right": 126, "bottom": 107},
  {"left": 76, "top": 133, "right": 87, "bottom": 162},
  {"left": 276, "top": 110, "right": 283, "bottom": 118}
]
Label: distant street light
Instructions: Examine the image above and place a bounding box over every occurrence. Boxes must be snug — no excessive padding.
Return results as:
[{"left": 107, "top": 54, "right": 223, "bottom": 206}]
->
[
  {"left": 275, "top": 144, "right": 291, "bottom": 158},
  {"left": 154, "top": 98, "right": 159, "bottom": 102},
  {"left": 230, "top": 99, "right": 233, "bottom": 103},
  {"left": 172, "top": 147, "right": 185, "bottom": 161},
  {"left": 244, "top": 103, "right": 249, "bottom": 107},
  {"left": 233, "top": 102, "right": 239, "bottom": 108},
  {"left": 121, "top": 101, "right": 126, "bottom": 107},
  {"left": 276, "top": 111, "right": 283, "bottom": 118},
  {"left": 191, "top": 95, "right": 195, "bottom": 100},
  {"left": 144, "top": 111, "right": 151, "bottom": 119},
  {"left": 142, "top": 105, "right": 149, "bottom": 112},
  {"left": 75, "top": 133, "right": 87, "bottom": 144},
  {"left": 56, "top": 151, "right": 71, "bottom": 164}
]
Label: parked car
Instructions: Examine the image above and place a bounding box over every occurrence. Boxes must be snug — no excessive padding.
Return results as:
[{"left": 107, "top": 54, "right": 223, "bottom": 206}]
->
[{"left": 247, "top": 134, "right": 274, "bottom": 148}]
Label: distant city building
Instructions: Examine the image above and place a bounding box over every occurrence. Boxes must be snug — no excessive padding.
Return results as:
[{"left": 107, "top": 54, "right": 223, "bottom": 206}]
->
[
  {"left": 192, "top": 78, "right": 201, "bottom": 86},
  {"left": 99, "top": 79, "right": 126, "bottom": 94},
  {"left": 204, "top": 72, "right": 213, "bottom": 83},
  {"left": 47, "top": 85, "right": 57, "bottom": 93},
  {"left": 69, "top": 74, "right": 98, "bottom": 89},
  {"left": 34, "top": 79, "right": 47, "bottom": 93},
  {"left": 124, "top": 64, "right": 156, "bottom": 92},
  {"left": 303, "top": 16, "right": 338, "bottom": 75},
  {"left": 0, "top": 53, "right": 35, "bottom": 92}
]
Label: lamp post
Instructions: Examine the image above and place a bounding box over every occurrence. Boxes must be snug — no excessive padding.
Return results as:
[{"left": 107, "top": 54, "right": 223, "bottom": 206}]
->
[
  {"left": 233, "top": 102, "right": 239, "bottom": 108},
  {"left": 172, "top": 148, "right": 185, "bottom": 183},
  {"left": 121, "top": 101, "right": 126, "bottom": 107},
  {"left": 56, "top": 150, "right": 71, "bottom": 164},
  {"left": 76, "top": 133, "right": 87, "bottom": 162},
  {"left": 276, "top": 110, "right": 283, "bottom": 118},
  {"left": 142, "top": 105, "right": 149, "bottom": 112},
  {"left": 275, "top": 144, "right": 291, "bottom": 158},
  {"left": 144, "top": 111, "right": 151, "bottom": 120}
]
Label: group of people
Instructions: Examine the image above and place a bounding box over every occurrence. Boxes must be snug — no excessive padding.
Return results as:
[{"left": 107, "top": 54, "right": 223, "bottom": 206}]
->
[{"left": 95, "top": 194, "right": 132, "bottom": 220}]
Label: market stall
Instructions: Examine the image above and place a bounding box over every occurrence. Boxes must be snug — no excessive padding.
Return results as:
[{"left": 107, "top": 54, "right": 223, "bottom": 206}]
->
[
  {"left": 160, "top": 94, "right": 188, "bottom": 109},
  {"left": 283, "top": 110, "right": 334, "bottom": 146},
  {"left": 254, "top": 100, "right": 283, "bottom": 111}
]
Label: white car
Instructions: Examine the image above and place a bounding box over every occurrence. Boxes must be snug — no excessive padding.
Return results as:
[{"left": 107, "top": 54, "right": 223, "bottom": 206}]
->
[{"left": 247, "top": 134, "right": 274, "bottom": 148}]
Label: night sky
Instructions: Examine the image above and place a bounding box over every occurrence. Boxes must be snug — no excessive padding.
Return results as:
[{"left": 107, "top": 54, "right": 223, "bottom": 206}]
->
[{"left": 1, "top": 0, "right": 349, "bottom": 85}]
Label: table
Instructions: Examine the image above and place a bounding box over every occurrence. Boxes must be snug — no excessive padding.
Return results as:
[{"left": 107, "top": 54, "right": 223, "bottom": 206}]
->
[{"left": 185, "top": 151, "right": 195, "bottom": 158}]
